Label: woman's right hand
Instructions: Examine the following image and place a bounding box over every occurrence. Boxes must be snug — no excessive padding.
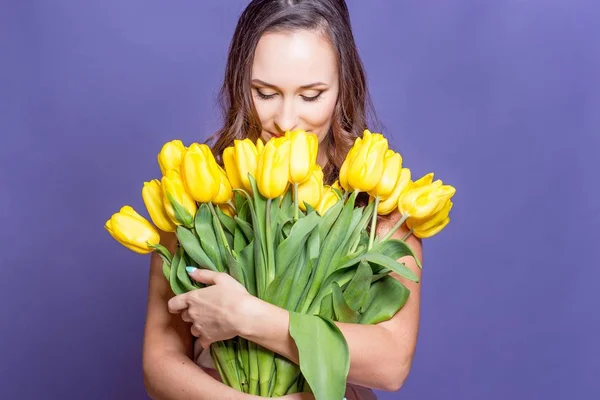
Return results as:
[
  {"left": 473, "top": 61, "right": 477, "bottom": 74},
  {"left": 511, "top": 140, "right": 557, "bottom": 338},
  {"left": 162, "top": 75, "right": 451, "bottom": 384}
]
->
[{"left": 247, "top": 393, "right": 315, "bottom": 400}]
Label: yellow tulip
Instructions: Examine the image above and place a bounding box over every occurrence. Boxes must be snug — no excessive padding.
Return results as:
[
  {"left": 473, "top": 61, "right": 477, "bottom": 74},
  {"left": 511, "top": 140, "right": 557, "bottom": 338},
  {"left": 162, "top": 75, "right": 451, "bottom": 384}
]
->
[
  {"left": 376, "top": 168, "right": 412, "bottom": 215},
  {"left": 296, "top": 165, "right": 324, "bottom": 211},
  {"left": 157, "top": 140, "right": 186, "bottom": 175},
  {"left": 411, "top": 172, "right": 434, "bottom": 189},
  {"left": 212, "top": 164, "right": 234, "bottom": 204},
  {"left": 407, "top": 199, "right": 453, "bottom": 238},
  {"left": 223, "top": 138, "right": 260, "bottom": 193},
  {"left": 399, "top": 180, "right": 456, "bottom": 219},
  {"left": 218, "top": 203, "right": 236, "bottom": 217},
  {"left": 346, "top": 130, "right": 389, "bottom": 192},
  {"left": 286, "top": 130, "right": 318, "bottom": 184},
  {"left": 105, "top": 205, "right": 160, "bottom": 254},
  {"left": 316, "top": 185, "right": 341, "bottom": 215},
  {"left": 339, "top": 137, "right": 362, "bottom": 191},
  {"left": 141, "top": 179, "right": 177, "bottom": 232},
  {"left": 367, "top": 149, "right": 403, "bottom": 198},
  {"left": 180, "top": 143, "right": 220, "bottom": 203},
  {"left": 256, "top": 138, "right": 265, "bottom": 155},
  {"left": 256, "top": 136, "right": 291, "bottom": 199},
  {"left": 161, "top": 169, "right": 197, "bottom": 227}
]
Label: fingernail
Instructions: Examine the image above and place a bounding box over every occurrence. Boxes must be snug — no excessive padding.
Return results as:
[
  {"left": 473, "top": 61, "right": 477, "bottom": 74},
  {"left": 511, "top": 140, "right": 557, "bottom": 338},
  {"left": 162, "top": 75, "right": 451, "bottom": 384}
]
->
[{"left": 186, "top": 266, "right": 197, "bottom": 274}]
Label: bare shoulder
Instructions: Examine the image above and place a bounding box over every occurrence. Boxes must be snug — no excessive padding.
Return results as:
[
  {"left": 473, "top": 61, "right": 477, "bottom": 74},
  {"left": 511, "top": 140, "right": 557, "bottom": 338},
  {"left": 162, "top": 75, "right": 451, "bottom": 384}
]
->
[{"left": 143, "top": 230, "right": 191, "bottom": 359}]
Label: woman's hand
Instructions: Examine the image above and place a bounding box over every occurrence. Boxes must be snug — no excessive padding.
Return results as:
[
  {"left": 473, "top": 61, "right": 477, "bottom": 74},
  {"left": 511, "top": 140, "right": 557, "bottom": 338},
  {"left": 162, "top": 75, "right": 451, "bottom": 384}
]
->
[{"left": 167, "top": 268, "right": 256, "bottom": 348}]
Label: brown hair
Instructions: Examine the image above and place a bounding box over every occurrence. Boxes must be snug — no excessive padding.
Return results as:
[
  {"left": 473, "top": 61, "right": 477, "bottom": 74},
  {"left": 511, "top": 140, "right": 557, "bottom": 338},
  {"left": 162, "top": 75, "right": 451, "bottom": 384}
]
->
[{"left": 205, "top": 0, "right": 380, "bottom": 185}]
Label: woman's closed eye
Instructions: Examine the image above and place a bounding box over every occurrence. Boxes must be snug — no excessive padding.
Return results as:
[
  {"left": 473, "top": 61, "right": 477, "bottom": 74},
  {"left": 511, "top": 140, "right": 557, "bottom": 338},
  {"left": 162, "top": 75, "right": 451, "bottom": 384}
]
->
[{"left": 254, "top": 88, "right": 323, "bottom": 102}]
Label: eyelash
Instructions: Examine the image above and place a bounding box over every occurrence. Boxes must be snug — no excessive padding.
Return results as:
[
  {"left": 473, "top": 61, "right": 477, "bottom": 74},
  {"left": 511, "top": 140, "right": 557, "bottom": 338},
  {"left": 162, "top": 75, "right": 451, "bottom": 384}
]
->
[{"left": 255, "top": 89, "right": 322, "bottom": 102}]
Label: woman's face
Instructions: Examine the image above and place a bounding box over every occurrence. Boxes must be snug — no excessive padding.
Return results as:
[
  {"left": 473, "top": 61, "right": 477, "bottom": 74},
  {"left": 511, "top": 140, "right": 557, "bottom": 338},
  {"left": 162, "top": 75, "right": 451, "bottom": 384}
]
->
[{"left": 251, "top": 29, "right": 339, "bottom": 150}]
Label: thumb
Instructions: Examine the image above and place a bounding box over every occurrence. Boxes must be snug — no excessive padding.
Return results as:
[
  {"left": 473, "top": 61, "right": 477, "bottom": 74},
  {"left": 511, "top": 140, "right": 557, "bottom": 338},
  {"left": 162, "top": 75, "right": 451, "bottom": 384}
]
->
[{"left": 185, "top": 267, "right": 223, "bottom": 285}]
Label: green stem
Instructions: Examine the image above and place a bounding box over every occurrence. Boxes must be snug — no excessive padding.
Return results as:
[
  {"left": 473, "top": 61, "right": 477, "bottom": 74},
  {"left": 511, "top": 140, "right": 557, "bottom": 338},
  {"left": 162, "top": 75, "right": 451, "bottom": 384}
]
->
[
  {"left": 208, "top": 202, "right": 232, "bottom": 255},
  {"left": 293, "top": 183, "right": 299, "bottom": 220},
  {"left": 227, "top": 200, "right": 237, "bottom": 213},
  {"left": 402, "top": 228, "right": 413, "bottom": 241},
  {"left": 266, "top": 198, "right": 275, "bottom": 287},
  {"left": 381, "top": 213, "right": 410, "bottom": 242},
  {"left": 368, "top": 196, "right": 380, "bottom": 250}
]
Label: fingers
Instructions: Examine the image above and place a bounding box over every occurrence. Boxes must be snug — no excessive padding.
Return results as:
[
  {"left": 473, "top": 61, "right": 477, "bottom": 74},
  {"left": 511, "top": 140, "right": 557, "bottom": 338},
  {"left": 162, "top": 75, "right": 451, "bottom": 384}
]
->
[
  {"left": 181, "top": 310, "right": 192, "bottom": 323},
  {"left": 167, "top": 293, "right": 188, "bottom": 314},
  {"left": 187, "top": 268, "right": 228, "bottom": 285}
]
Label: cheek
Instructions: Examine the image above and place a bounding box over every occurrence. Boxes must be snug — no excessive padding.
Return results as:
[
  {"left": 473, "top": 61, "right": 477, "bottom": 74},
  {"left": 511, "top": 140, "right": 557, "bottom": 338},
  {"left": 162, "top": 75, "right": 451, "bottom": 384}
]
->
[{"left": 301, "top": 98, "right": 337, "bottom": 139}]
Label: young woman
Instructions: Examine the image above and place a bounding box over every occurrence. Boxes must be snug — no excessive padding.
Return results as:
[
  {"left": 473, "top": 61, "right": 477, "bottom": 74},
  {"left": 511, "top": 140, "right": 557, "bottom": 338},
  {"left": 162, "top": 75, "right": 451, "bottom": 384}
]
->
[{"left": 142, "top": 1, "right": 423, "bottom": 399}]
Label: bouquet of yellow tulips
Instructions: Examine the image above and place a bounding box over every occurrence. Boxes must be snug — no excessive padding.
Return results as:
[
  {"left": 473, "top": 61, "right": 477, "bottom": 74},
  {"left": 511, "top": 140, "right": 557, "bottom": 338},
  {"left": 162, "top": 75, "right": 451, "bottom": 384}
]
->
[{"left": 105, "top": 129, "right": 455, "bottom": 400}]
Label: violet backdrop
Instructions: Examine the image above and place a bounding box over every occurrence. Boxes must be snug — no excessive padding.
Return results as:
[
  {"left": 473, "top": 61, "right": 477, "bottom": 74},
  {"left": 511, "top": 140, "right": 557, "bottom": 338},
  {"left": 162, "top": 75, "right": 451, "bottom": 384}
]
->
[{"left": 1, "top": 1, "right": 598, "bottom": 399}]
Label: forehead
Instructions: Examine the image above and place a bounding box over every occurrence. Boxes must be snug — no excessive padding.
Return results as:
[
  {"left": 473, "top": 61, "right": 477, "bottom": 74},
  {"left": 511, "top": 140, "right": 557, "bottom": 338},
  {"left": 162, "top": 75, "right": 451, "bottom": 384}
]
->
[{"left": 252, "top": 30, "right": 338, "bottom": 85}]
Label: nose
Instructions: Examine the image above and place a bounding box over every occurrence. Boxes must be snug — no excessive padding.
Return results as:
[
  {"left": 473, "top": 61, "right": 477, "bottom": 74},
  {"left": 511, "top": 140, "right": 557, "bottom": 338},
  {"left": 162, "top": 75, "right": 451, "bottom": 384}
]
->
[{"left": 274, "top": 98, "right": 299, "bottom": 134}]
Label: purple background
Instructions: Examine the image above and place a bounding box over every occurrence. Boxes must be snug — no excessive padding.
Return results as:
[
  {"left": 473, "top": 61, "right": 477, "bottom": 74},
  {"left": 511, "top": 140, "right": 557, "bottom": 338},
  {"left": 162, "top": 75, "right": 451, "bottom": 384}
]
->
[{"left": 1, "top": 0, "right": 598, "bottom": 399}]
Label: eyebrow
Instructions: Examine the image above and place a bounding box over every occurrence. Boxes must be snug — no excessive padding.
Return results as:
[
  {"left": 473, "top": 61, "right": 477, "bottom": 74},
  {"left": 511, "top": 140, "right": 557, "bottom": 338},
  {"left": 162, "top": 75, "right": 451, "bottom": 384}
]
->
[{"left": 251, "top": 79, "right": 327, "bottom": 89}]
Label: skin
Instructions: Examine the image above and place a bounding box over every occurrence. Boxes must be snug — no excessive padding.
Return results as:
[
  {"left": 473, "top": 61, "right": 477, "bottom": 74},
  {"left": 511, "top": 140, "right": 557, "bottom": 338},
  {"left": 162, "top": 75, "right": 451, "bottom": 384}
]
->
[{"left": 142, "top": 29, "right": 422, "bottom": 399}]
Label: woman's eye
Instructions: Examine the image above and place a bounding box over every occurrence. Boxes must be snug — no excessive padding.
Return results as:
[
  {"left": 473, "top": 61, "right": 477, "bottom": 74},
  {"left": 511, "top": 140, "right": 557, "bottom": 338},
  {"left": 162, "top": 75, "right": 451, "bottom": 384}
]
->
[
  {"left": 301, "top": 92, "right": 323, "bottom": 102},
  {"left": 255, "top": 89, "right": 277, "bottom": 100}
]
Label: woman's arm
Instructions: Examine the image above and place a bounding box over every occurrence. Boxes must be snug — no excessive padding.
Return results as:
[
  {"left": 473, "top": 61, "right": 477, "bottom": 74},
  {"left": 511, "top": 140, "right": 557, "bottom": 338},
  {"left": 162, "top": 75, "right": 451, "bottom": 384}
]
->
[
  {"left": 142, "top": 231, "right": 253, "bottom": 400},
  {"left": 238, "top": 214, "right": 422, "bottom": 392}
]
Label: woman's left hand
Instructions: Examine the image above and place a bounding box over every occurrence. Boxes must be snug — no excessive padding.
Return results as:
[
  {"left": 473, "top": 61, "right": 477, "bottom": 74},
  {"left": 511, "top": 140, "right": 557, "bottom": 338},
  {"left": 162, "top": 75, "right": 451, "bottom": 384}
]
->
[{"left": 167, "top": 268, "right": 254, "bottom": 348}]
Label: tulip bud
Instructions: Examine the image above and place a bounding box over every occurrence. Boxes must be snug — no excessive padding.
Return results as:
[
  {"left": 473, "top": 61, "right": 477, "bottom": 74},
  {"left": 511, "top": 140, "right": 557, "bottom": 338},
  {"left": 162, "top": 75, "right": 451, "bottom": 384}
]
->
[
  {"left": 296, "top": 165, "right": 324, "bottom": 211},
  {"left": 212, "top": 164, "right": 234, "bottom": 204},
  {"left": 407, "top": 199, "right": 453, "bottom": 238},
  {"left": 399, "top": 180, "right": 456, "bottom": 219},
  {"left": 161, "top": 169, "right": 197, "bottom": 227},
  {"left": 347, "top": 130, "right": 388, "bottom": 192},
  {"left": 411, "top": 172, "right": 434, "bottom": 189},
  {"left": 256, "top": 138, "right": 265, "bottom": 155},
  {"left": 105, "top": 205, "right": 160, "bottom": 254},
  {"left": 223, "top": 139, "right": 260, "bottom": 193},
  {"left": 339, "top": 137, "right": 362, "bottom": 191},
  {"left": 316, "top": 185, "right": 341, "bottom": 216},
  {"left": 367, "top": 149, "right": 403, "bottom": 198},
  {"left": 141, "top": 179, "right": 177, "bottom": 232},
  {"left": 286, "top": 130, "right": 318, "bottom": 184},
  {"left": 180, "top": 143, "right": 220, "bottom": 203},
  {"left": 256, "top": 136, "right": 291, "bottom": 199},
  {"left": 376, "top": 168, "right": 412, "bottom": 215},
  {"left": 157, "top": 140, "right": 186, "bottom": 175},
  {"left": 218, "top": 203, "right": 236, "bottom": 217}
]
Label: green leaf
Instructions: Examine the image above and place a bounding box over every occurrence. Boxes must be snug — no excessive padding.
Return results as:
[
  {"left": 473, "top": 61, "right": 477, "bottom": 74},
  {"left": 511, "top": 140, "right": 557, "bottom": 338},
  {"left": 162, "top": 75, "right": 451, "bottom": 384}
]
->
[
  {"left": 234, "top": 216, "right": 254, "bottom": 243},
  {"left": 286, "top": 255, "right": 313, "bottom": 312},
  {"left": 318, "top": 199, "right": 344, "bottom": 241},
  {"left": 275, "top": 211, "right": 320, "bottom": 275},
  {"left": 175, "top": 226, "right": 219, "bottom": 272},
  {"left": 194, "top": 204, "right": 223, "bottom": 271},
  {"left": 319, "top": 293, "right": 334, "bottom": 320},
  {"left": 215, "top": 204, "right": 236, "bottom": 235},
  {"left": 332, "top": 282, "right": 360, "bottom": 323},
  {"left": 373, "top": 238, "right": 422, "bottom": 269},
  {"left": 360, "top": 276, "right": 410, "bottom": 324},
  {"left": 289, "top": 312, "right": 349, "bottom": 400},
  {"left": 307, "top": 228, "right": 320, "bottom": 261},
  {"left": 343, "top": 261, "right": 372, "bottom": 312},
  {"left": 363, "top": 253, "right": 419, "bottom": 282},
  {"left": 233, "top": 225, "right": 248, "bottom": 255},
  {"left": 166, "top": 193, "right": 194, "bottom": 228},
  {"left": 177, "top": 252, "right": 199, "bottom": 291},
  {"left": 149, "top": 243, "right": 173, "bottom": 263},
  {"left": 302, "top": 192, "right": 358, "bottom": 313},
  {"left": 239, "top": 240, "right": 256, "bottom": 296},
  {"left": 344, "top": 200, "right": 375, "bottom": 255},
  {"left": 168, "top": 248, "right": 186, "bottom": 295},
  {"left": 161, "top": 260, "right": 170, "bottom": 281}
]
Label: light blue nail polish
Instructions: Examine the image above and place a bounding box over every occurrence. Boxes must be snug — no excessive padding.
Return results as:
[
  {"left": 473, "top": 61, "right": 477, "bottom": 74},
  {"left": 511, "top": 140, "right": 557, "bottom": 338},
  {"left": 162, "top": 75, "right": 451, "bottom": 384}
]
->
[{"left": 186, "top": 266, "right": 197, "bottom": 274}]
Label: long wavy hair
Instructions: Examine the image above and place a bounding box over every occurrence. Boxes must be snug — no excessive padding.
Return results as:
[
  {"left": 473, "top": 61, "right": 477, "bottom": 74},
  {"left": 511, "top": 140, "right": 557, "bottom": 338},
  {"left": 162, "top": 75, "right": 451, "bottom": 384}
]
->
[{"left": 205, "top": 0, "right": 380, "bottom": 185}]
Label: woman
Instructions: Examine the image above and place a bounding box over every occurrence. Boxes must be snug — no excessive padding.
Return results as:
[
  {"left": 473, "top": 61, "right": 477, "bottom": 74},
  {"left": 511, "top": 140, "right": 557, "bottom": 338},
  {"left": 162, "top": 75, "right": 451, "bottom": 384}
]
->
[{"left": 142, "top": 1, "right": 423, "bottom": 399}]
